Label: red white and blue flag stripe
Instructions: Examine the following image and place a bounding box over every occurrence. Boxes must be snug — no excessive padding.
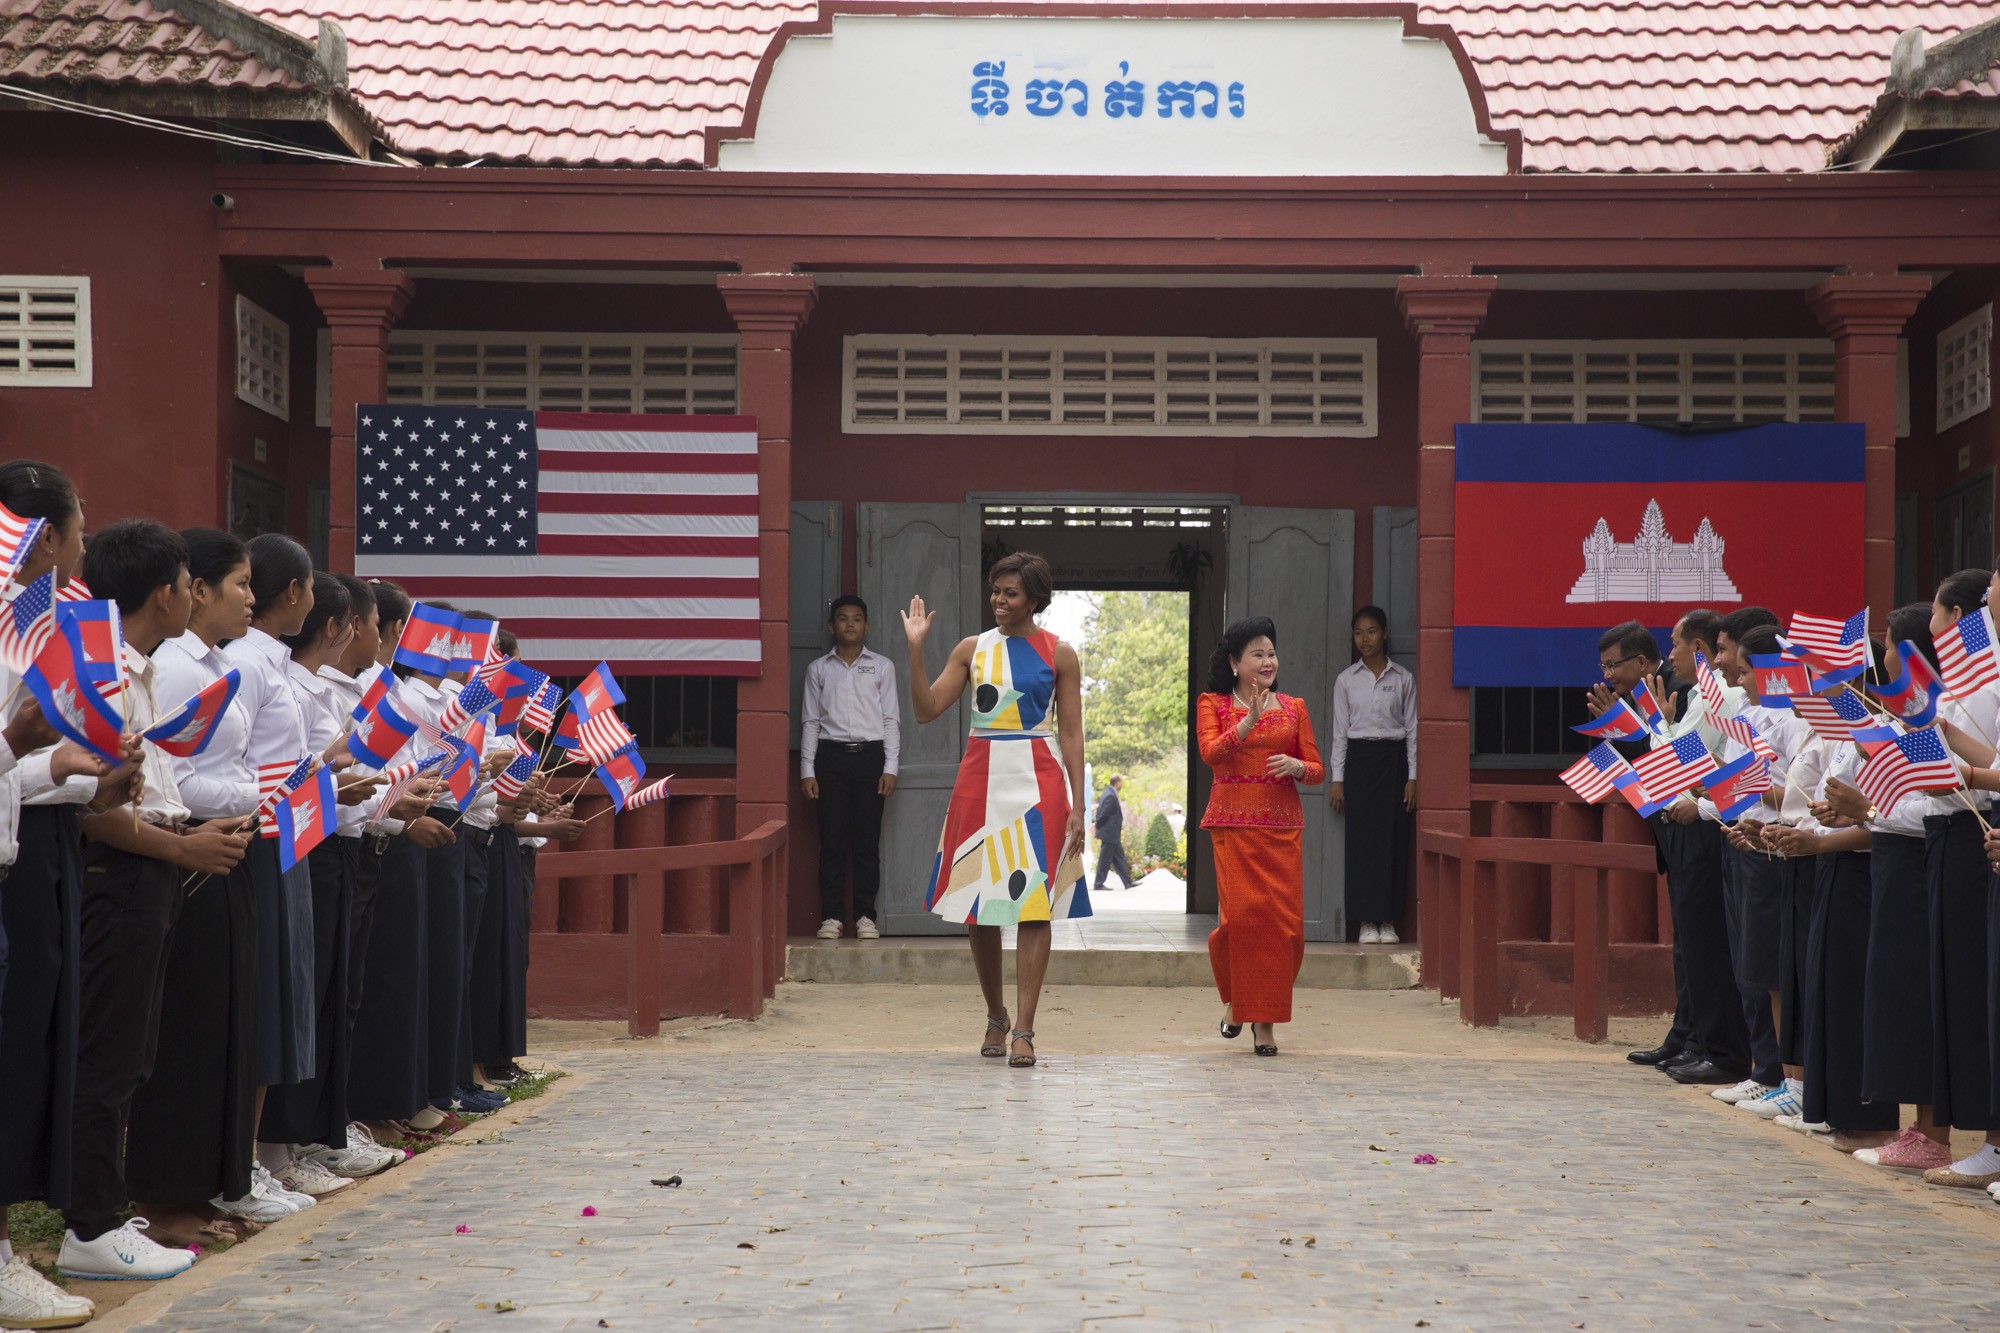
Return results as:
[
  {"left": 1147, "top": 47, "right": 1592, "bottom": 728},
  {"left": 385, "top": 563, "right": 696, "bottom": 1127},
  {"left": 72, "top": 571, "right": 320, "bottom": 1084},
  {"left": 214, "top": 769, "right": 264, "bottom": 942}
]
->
[
  {"left": 0, "top": 571, "right": 57, "bottom": 674},
  {"left": 1572, "top": 697, "right": 1652, "bottom": 742},
  {"left": 1793, "top": 687, "right": 1897, "bottom": 751},
  {"left": 348, "top": 663, "right": 394, "bottom": 724},
  {"left": 274, "top": 766, "right": 338, "bottom": 871},
  {"left": 23, "top": 601, "right": 125, "bottom": 764},
  {"left": 1629, "top": 678, "right": 1669, "bottom": 735},
  {"left": 1855, "top": 727, "right": 1962, "bottom": 813},
  {"left": 1694, "top": 652, "right": 1729, "bottom": 720},
  {"left": 1631, "top": 731, "right": 1718, "bottom": 802},
  {"left": 1935, "top": 608, "right": 2000, "bottom": 698},
  {"left": 0, "top": 503, "right": 44, "bottom": 583},
  {"left": 1748, "top": 654, "right": 1815, "bottom": 709},
  {"left": 1720, "top": 711, "right": 1778, "bottom": 764},
  {"left": 353, "top": 408, "right": 760, "bottom": 676},
  {"left": 594, "top": 741, "right": 647, "bottom": 812}
]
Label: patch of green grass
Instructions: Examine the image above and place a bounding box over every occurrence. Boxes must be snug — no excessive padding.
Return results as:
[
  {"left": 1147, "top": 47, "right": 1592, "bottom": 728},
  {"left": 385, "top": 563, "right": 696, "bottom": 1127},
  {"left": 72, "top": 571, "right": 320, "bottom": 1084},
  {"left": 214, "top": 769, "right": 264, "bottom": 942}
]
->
[
  {"left": 6, "top": 1200, "right": 65, "bottom": 1251},
  {"left": 504, "top": 1067, "right": 565, "bottom": 1104}
]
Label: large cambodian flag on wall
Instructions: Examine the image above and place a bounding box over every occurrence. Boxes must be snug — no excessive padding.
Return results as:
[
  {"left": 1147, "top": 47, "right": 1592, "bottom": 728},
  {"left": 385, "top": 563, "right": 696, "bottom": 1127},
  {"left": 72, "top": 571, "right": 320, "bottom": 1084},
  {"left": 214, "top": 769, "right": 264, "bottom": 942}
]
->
[{"left": 1454, "top": 423, "right": 1865, "bottom": 686}]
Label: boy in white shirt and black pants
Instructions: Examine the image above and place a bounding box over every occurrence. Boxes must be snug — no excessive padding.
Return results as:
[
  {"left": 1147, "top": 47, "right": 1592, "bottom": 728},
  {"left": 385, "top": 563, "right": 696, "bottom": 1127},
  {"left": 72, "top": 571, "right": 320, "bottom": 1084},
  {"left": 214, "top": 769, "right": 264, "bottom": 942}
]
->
[{"left": 801, "top": 597, "right": 899, "bottom": 941}]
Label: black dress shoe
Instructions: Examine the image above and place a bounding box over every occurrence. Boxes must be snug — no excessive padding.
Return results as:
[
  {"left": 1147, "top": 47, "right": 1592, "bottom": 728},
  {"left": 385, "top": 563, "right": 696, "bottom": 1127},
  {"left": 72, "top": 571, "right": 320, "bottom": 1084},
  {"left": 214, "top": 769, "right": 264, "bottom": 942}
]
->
[
  {"left": 1659, "top": 1049, "right": 1705, "bottom": 1073},
  {"left": 1627, "top": 1042, "right": 1684, "bottom": 1066},
  {"left": 1665, "top": 1059, "right": 1747, "bottom": 1085}
]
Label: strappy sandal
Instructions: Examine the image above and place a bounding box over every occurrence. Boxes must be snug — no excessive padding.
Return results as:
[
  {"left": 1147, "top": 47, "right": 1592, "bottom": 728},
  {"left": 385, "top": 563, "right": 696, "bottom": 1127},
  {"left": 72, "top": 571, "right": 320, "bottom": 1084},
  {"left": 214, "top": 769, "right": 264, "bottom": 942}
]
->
[
  {"left": 981, "top": 1012, "right": 1010, "bottom": 1058},
  {"left": 1008, "top": 1029, "right": 1037, "bottom": 1068}
]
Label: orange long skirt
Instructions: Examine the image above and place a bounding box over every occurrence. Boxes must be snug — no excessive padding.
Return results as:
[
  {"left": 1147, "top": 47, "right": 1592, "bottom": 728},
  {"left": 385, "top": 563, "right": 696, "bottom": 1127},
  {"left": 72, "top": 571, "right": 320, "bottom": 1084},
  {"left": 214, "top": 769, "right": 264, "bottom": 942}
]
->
[{"left": 1208, "top": 827, "right": 1306, "bottom": 1024}]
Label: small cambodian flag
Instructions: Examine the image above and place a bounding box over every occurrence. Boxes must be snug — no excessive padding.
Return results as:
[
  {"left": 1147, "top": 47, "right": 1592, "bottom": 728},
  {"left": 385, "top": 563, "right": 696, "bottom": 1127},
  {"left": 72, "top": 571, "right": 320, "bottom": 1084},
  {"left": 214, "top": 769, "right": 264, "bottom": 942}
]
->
[
  {"left": 24, "top": 607, "right": 125, "bottom": 763},
  {"left": 348, "top": 663, "right": 394, "bottom": 724},
  {"left": 393, "top": 603, "right": 465, "bottom": 676},
  {"left": 1706, "top": 750, "right": 1772, "bottom": 822},
  {"left": 569, "top": 661, "right": 625, "bottom": 722},
  {"left": 275, "top": 765, "right": 338, "bottom": 871},
  {"left": 476, "top": 656, "right": 539, "bottom": 701},
  {"left": 594, "top": 741, "right": 647, "bottom": 812},
  {"left": 451, "top": 616, "right": 499, "bottom": 673},
  {"left": 1628, "top": 678, "right": 1669, "bottom": 734},
  {"left": 255, "top": 757, "right": 315, "bottom": 825},
  {"left": 347, "top": 689, "right": 422, "bottom": 771},
  {"left": 145, "top": 667, "right": 241, "bottom": 758},
  {"left": 1631, "top": 731, "right": 1718, "bottom": 802},
  {"left": 548, "top": 704, "right": 583, "bottom": 752},
  {"left": 1867, "top": 642, "right": 1944, "bottom": 728},
  {"left": 1748, "top": 654, "right": 1815, "bottom": 708},
  {"left": 1572, "top": 697, "right": 1651, "bottom": 741},
  {"left": 438, "top": 720, "right": 487, "bottom": 812}
]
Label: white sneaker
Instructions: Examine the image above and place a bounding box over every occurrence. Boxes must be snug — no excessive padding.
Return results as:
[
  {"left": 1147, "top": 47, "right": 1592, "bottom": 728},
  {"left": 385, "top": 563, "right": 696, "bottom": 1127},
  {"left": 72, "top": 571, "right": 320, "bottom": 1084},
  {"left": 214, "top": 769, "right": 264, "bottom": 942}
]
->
[
  {"left": 212, "top": 1180, "right": 293, "bottom": 1223},
  {"left": 1987, "top": 1181, "right": 1999, "bottom": 1202},
  {"left": 1358, "top": 923, "right": 1381, "bottom": 944},
  {"left": 1712, "top": 1078, "right": 1772, "bottom": 1104},
  {"left": 252, "top": 1162, "right": 315, "bottom": 1211},
  {"left": 276, "top": 1150, "right": 354, "bottom": 1197},
  {"left": 0, "top": 1253, "right": 98, "bottom": 1320},
  {"left": 855, "top": 917, "right": 880, "bottom": 940},
  {"left": 309, "top": 1123, "right": 399, "bottom": 1178},
  {"left": 54, "top": 1219, "right": 193, "bottom": 1283},
  {"left": 816, "top": 918, "right": 842, "bottom": 940},
  {"left": 1379, "top": 924, "right": 1399, "bottom": 944}
]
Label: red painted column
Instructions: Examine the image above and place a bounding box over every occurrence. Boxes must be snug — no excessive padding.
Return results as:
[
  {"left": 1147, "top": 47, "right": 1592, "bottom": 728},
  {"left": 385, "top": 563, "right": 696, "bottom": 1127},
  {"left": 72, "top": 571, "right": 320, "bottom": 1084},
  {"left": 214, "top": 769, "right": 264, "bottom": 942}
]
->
[
  {"left": 1396, "top": 274, "right": 1497, "bottom": 984},
  {"left": 719, "top": 274, "right": 818, "bottom": 840},
  {"left": 302, "top": 268, "right": 414, "bottom": 573},
  {"left": 1807, "top": 274, "right": 1932, "bottom": 618}
]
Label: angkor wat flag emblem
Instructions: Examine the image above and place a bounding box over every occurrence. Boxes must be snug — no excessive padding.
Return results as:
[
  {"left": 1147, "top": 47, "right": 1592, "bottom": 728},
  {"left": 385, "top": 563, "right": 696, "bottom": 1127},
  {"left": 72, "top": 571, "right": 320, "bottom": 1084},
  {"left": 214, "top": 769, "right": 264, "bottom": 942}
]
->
[{"left": 1452, "top": 423, "right": 1864, "bottom": 686}]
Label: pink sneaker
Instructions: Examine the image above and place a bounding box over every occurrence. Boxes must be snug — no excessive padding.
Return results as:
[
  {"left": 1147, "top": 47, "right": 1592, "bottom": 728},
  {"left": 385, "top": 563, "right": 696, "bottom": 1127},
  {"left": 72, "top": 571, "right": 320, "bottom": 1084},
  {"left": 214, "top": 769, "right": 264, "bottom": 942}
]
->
[{"left": 1857, "top": 1129, "right": 1952, "bottom": 1171}]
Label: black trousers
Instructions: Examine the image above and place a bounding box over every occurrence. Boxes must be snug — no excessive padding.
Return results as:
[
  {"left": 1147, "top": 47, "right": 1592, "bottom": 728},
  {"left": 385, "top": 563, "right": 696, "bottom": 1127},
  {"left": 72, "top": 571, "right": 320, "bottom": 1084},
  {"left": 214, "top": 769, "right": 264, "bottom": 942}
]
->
[
  {"left": 1657, "top": 817, "right": 1750, "bottom": 1073},
  {"left": 814, "top": 742, "right": 885, "bottom": 921},
  {"left": 1654, "top": 820, "right": 1693, "bottom": 1053},
  {"left": 1343, "top": 738, "right": 1411, "bottom": 922},
  {"left": 66, "top": 845, "right": 182, "bottom": 1242},
  {"left": 260, "top": 837, "right": 355, "bottom": 1148},
  {"left": 1093, "top": 833, "right": 1131, "bottom": 891},
  {"left": 1724, "top": 847, "right": 1783, "bottom": 1086},
  {"left": 0, "top": 806, "right": 81, "bottom": 1209},
  {"left": 458, "top": 824, "right": 494, "bottom": 1071}
]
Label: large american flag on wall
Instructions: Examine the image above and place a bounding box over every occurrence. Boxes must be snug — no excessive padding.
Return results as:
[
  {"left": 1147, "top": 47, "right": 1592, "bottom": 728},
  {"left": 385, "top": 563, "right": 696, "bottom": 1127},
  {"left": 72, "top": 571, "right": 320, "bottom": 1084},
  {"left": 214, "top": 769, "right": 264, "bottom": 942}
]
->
[{"left": 353, "top": 408, "right": 759, "bottom": 675}]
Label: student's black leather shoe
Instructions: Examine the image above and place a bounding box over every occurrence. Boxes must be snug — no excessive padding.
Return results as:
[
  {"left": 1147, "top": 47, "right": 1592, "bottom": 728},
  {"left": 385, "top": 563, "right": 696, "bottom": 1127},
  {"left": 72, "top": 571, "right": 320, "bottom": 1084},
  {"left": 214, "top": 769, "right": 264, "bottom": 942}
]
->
[
  {"left": 1220, "top": 1020, "right": 1242, "bottom": 1039},
  {"left": 1658, "top": 1049, "right": 1706, "bottom": 1073},
  {"left": 1665, "top": 1059, "right": 1747, "bottom": 1085},
  {"left": 1627, "top": 1041, "right": 1684, "bottom": 1066}
]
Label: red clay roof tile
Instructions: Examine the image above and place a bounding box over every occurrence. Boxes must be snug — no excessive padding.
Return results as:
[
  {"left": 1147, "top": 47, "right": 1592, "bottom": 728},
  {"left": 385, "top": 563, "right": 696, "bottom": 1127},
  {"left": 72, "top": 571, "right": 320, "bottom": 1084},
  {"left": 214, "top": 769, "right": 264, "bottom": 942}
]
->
[
  {"left": 224, "top": 0, "right": 1998, "bottom": 171},
  {"left": 0, "top": 0, "right": 314, "bottom": 91}
]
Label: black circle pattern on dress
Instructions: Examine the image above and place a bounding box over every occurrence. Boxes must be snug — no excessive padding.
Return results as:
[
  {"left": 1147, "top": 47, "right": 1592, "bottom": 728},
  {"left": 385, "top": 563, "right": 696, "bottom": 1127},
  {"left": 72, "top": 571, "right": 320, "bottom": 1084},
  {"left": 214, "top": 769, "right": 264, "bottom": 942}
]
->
[
  {"left": 1007, "top": 869, "right": 1028, "bottom": 900},
  {"left": 976, "top": 684, "right": 999, "bottom": 712}
]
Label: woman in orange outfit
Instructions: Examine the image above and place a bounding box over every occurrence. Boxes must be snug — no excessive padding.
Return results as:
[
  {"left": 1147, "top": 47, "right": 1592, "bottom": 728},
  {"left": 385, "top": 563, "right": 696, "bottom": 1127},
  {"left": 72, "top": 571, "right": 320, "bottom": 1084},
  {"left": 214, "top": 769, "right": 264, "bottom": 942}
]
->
[{"left": 1196, "top": 616, "right": 1324, "bottom": 1056}]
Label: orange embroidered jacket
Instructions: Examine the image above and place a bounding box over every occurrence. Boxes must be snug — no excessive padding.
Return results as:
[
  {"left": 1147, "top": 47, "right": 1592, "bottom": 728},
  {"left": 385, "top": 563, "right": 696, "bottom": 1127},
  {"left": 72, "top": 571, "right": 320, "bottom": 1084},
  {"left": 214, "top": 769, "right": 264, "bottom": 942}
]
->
[{"left": 1195, "top": 692, "right": 1326, "bottom": 830}]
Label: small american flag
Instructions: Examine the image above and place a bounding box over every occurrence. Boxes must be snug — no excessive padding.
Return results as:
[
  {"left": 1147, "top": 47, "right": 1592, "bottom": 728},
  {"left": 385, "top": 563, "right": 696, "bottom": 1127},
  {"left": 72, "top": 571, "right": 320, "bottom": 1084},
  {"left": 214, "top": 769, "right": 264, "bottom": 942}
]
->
[
  {"left": 1559, "top": 743, "right": 1637, "bottom": 804},
  {"left": 1694, "top": 652, "right": 1728, "bottom": 720},
  {"left": 1720, "top": 711, "right": 1778, "bottom": 763},
  {"left": 1782, "top": 610, "right": 1869, "bottom": 680},
  {"left": 622, "top": 775, "right": 671, "bottom": 811},
  {"left": 577, "top": 709, "right": 635, "bottom": 767},
  {"left": 0, "top": 503, "right": 44, "bottom": 582},
  {"left": 352, "top": 407, "right": 759, "bottom": 676},
  {"left": 1632, "top": 731, "right": 1718, "bottom": 802},
  {"left": 1935, "top": 608, "right": 2000, "bottom": 697},
  {"left": 492, "top": 748, "right": 537, "bottom": 803},
  {"left": 1792, "top": 687, "right": 1897, "bottom": 751},
  {"left": 55, "top": 576, "right": 91, "bottom": 603},
  {"left": 0, "top": 571, "right": 56, "bottom": 674},
  {"left": 1855, "top": 727, "right": 1962, "bottom": 813}
]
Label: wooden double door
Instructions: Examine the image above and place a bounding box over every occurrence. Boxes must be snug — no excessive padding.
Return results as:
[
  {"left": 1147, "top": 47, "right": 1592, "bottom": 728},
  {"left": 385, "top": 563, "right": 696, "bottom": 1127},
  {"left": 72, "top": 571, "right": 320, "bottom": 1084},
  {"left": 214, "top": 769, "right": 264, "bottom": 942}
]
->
[{"left": 793, "top": 500, "right": 1387, "bottom": 942}]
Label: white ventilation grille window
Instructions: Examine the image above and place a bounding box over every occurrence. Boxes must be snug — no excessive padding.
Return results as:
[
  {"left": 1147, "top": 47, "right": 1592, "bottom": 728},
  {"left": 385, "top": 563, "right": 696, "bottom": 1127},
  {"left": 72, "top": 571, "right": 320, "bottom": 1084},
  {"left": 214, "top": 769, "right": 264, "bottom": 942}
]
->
[
  {"left": 385, "top": 333, "right": 739, "bottom": 414},
  {"left": 1937, "top": 305, "right": 1992, "bottom": 433},
  {"left": 844, "top": 335, "right": 1377, "bottom": 436},
  {"left": 0, "top": 276, "right": 90, "bottom": 386},
  {"left": 1473, "top": 342, "right": 1837, "bottom": 425},
  {"left": 235, "top": 295, "right": 290, "bottom": 420}
]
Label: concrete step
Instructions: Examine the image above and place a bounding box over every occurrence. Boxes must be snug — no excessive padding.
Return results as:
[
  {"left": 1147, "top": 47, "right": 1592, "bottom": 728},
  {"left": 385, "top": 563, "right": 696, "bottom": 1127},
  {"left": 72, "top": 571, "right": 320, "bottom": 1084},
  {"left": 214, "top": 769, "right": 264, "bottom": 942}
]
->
[{"left": 786, "top": 939, "right": 1421, "bottom": 990}]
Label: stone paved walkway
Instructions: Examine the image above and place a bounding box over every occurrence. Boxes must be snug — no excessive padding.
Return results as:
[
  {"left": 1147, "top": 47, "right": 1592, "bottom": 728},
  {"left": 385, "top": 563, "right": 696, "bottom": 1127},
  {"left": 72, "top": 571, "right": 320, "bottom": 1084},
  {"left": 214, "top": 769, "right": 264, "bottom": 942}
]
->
[{"left": 110, "top": 1023, "right": 2000, "bottom": 1332}]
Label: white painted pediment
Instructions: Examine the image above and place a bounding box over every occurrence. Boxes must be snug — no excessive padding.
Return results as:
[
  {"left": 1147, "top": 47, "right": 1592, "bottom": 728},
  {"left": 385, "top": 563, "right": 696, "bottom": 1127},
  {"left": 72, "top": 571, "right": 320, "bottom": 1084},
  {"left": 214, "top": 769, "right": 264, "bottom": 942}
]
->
[{"left": 713, "top": 14, "right": 1514, "bottom": 176}]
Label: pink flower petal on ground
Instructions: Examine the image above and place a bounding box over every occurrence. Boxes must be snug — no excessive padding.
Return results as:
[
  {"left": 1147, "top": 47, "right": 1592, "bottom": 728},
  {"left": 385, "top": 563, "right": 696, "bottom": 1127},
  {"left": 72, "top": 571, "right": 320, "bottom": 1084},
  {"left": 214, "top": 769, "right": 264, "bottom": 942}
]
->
[
  {"left": 188, "top": 1244, "right": 202, "bottom": 1256},
  {"left": 1412, "top": 1153, "right": 1438, "bottom": 1165},
  {"left": 455, "top": 1224, "right": 471, "bottom": 1234},
  {"left": 580, "top": 1206, "right": 597, "bottom": 1217}
]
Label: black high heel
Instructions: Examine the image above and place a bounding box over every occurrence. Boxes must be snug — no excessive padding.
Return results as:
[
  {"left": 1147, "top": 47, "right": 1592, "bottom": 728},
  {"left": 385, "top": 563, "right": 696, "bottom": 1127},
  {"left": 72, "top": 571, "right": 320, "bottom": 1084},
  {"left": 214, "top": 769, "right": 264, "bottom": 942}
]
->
[
  {"left": 1252, "top": 1023, "right": 1277, "bottom": 1056},
  {"left": 1220, "top": 1020, "right": 1242, "bottom": 1040}
]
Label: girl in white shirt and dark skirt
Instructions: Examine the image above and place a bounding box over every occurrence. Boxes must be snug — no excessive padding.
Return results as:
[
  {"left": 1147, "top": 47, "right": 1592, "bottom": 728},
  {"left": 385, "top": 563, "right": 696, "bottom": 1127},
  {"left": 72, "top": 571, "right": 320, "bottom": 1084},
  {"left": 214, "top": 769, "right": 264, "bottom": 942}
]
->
[{"left": 1327, "top": 606, "right": 1417, "bottom": 944}]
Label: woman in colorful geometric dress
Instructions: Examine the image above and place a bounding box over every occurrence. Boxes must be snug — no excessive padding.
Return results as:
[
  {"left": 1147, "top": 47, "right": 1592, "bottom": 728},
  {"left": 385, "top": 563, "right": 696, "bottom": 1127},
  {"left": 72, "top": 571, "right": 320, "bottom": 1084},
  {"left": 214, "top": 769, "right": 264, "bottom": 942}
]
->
[
  {"left": 1196, "top": 617, "right": 1325, "bottom": 1057},
  {"left": 903, "top": 551, "right": 1088, "bottom": 1069}
]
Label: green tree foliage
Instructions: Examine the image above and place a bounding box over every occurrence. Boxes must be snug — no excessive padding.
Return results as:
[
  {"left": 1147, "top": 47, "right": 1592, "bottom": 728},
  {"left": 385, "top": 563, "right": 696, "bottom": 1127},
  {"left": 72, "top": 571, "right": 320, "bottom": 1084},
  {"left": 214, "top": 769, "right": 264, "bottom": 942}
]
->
[
  {"left": 1080, "top": 591, "right": 1189, "bottom": 773},
  {"left": 1142, "top": 811, "right": 1177, "bottom": 859}
]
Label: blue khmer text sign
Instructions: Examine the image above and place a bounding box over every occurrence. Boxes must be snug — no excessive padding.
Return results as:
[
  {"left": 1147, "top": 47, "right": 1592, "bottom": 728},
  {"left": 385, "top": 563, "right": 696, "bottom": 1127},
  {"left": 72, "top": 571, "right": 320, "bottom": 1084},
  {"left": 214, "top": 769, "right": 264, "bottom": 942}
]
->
[{"left": 969, "top": 61, "right": 1246, "bottom": 120}]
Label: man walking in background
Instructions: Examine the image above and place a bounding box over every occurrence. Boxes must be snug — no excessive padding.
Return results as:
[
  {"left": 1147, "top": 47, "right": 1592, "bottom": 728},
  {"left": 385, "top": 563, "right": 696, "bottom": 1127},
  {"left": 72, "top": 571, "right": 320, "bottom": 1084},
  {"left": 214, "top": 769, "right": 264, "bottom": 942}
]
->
[
  {"left": 802, "top": 597, "right": 899, "bottom": 940},
  {"left": 1093, "top": 775, "right": 1131, "bottom": 891}
]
